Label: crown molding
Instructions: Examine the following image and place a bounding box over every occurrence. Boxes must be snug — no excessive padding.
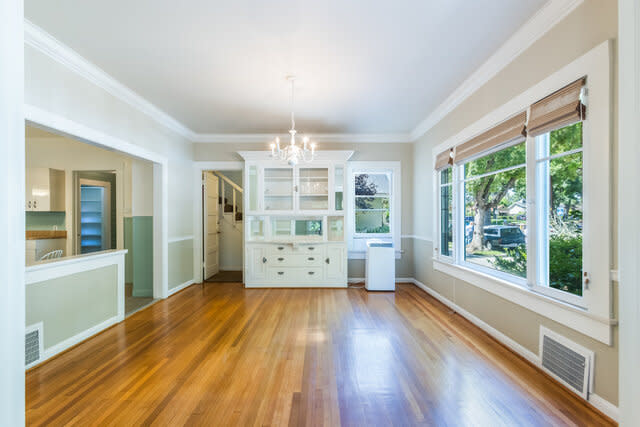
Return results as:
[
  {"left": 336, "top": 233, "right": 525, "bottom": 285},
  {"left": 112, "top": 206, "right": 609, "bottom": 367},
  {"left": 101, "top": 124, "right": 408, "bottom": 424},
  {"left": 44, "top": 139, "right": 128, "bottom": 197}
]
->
[
  {"left": 192, "top": 133, "right": 412, "bottom": 143},
  {"left": 409, "top": 0, "right": 584, "bottom": 141},
  {"left": 24, "top": 19, "right": 198, "bottom": 141}
]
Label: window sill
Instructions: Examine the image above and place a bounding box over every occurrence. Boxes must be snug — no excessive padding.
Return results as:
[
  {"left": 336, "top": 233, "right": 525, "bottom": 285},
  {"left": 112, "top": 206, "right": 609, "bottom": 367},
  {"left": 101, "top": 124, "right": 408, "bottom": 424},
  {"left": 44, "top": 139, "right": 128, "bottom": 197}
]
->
[
  {"left": 433, "top": 258, "right": 615, "bottom": 345},
  {"left": 348, "top": 250, "right": 403, "bottom": 260}
]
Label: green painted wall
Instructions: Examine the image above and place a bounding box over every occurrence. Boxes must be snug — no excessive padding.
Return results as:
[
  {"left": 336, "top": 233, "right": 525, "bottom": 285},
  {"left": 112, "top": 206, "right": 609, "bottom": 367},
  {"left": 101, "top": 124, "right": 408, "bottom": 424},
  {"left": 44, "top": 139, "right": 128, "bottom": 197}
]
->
[
  {"left": 169, "top": 239, "right": 194, "bottom": 289},
  {"left": 26, "top": 265, "right": 118, "bottom": 350},
  {"left": 123, "top": 217, "right": 133, "bottom": 284},
  {"left": 25, "top": 211, "right": 66, "bottom": 230},
  {"left": 131, "top": 216, "right": 153, "bottom": 297}
]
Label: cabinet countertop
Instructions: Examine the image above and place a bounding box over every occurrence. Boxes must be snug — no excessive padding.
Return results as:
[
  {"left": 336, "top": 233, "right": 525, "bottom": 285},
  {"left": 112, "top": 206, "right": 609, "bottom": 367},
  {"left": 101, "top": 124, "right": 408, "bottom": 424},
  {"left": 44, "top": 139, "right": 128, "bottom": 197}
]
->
[{"left": 26, "top": 230, "right": 67, "bottom": 240}]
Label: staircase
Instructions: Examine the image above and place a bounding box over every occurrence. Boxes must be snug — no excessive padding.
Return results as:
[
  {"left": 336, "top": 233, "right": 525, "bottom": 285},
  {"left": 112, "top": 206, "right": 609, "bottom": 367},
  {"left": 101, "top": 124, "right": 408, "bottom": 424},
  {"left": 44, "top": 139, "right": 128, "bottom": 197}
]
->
[{"left": 214, "top": 171, "right": 243, "bottom": 227}]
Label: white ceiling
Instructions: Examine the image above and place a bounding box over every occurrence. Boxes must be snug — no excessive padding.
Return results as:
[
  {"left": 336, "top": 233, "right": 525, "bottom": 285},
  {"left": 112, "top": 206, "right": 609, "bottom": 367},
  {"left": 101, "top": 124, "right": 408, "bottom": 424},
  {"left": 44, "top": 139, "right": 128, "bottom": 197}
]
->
[{"left": 25, "top": 0, "right": 546, "bottom": 136}]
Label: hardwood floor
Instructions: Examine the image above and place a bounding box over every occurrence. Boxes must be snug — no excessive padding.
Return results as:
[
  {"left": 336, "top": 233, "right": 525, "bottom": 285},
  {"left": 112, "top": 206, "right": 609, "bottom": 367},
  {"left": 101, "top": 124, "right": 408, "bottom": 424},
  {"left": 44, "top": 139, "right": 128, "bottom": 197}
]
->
[{"left": 26, "top": 283, "right": 615, "bottom": 426}]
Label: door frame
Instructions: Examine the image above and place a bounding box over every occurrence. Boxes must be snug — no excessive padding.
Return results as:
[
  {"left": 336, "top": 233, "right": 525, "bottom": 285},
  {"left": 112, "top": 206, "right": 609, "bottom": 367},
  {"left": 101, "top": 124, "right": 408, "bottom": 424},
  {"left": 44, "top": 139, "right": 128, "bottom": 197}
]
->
[
  {"left": 193, "top": 161, "right": 244, "bottom": 283},
  {"left": 74, "top": 176, "right": 113, "bottom": 254},
  {"left": 203, "top": 171, "right": 220, "bottom": 279},
  {"left": 25, "top": 105, "right": 169, "bottom": 300}
]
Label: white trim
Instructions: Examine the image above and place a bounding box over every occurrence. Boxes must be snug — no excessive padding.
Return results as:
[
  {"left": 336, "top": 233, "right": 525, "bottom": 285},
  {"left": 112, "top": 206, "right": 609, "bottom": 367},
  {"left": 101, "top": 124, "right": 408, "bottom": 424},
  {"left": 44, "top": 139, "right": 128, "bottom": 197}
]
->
[
  {"left": 219, "top": 265, "right": 243, "bottom": 271},
  {"left": 25, "top": 249, "right": 127, "bottom": 282},
  {"left": 409, "top": 278, "right": 618, "bottom": 421},
  {"left": 25, "top": 105, "right": 170, "bottom": 300},
  {"left": 433, "top": 260, "right": 613, "bottom": 344},
  {"left": 589, "top": 393, "right": 620, "bottom": 423},
  {"left": 194, "top": 133, "right": 412, "bottom": 144},
  {"left": 24, "top": 20, "right": 196, "bottom": 141},
  {"left": 618, "top": 0, "right": 640, "bottom": 424},
  {"left": 38, "top": 315, "right": 122, "bottom": 367},
  {"left": 238, "top": 150, "right": 354, "bottom": 162},
  {"left": 348, "top": 277, "right": 365, "bottom": 283},
  {"left": 347, "top": 161, "right": 402, "bottom": 256},
  {"left": 168, "top": 235, "right": 193, "bottom": 244},
  {"left": 168, "top": 279, "right": 195, "bottom": 296},
  {"left": 609, "top": 269, "right": 618, "bottom": 282},
  {"left": 410, "top": 0, "right": 584, "bottom": 141}
]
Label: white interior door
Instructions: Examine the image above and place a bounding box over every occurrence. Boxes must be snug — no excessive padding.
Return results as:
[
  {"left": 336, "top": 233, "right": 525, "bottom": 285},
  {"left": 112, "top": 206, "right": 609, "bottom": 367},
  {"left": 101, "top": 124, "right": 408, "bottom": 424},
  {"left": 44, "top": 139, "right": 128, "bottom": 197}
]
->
[{"left": 204, "top": 172, "right": 220, "bottom": 279}]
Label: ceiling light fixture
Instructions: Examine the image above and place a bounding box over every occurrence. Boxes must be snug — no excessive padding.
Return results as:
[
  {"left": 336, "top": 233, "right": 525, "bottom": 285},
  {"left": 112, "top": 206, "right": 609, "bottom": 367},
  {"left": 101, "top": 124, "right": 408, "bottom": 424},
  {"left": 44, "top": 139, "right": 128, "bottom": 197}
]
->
[{"left": 270, "top": 76, "right": 316, "bottom": 166}]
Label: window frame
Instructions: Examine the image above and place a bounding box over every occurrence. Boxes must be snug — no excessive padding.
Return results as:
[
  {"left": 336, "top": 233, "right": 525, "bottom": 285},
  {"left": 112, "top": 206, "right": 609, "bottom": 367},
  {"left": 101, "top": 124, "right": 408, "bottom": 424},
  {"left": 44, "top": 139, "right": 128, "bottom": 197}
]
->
[
  {"left": 430, "top": 41, "right": 612, "bottom": 345},
  {"left": 437, "top": 167, "right": 454, "bottom": 261},
  {"left": 347, "top": 161, "right": 401, "bottom": 259}
]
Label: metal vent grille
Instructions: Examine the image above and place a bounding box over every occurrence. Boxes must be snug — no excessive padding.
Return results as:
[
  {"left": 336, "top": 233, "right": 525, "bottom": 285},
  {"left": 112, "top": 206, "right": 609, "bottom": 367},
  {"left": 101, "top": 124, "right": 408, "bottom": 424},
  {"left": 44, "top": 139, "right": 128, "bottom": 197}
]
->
[
  {"left": 25, "top": 329, "right": 41, "bottom": 366},
  {"left": 540, "top": 327, "right": 592, "bottom": 399}
]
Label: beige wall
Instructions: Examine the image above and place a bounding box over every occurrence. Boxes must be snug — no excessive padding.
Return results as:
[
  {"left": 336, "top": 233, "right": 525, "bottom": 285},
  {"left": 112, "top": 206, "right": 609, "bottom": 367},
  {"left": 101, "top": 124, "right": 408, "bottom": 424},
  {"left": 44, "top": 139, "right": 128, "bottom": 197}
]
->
[
  {"left": 412, "top": 0, "right": 618, "bottom": 405},
  {"left": 195, "top": 142, "right": 415, "bottom": 278}
]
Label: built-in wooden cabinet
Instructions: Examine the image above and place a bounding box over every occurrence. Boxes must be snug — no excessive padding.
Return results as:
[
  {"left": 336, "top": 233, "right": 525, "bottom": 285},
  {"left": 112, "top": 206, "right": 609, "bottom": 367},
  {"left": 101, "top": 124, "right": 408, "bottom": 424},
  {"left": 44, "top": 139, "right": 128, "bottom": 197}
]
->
[
  {"left": 239, "top": 151, "right": 352, "bottom": 288},
  {"left": 25, "top": 168, "right": 65, "bottom": 211}
]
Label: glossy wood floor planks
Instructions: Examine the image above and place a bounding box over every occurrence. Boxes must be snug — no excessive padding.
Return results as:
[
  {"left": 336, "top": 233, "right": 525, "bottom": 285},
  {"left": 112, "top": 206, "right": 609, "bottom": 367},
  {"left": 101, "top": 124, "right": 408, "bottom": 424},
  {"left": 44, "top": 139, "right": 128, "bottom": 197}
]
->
[{"left": 26, "top": 283, "right": 615, "bottom": 426}]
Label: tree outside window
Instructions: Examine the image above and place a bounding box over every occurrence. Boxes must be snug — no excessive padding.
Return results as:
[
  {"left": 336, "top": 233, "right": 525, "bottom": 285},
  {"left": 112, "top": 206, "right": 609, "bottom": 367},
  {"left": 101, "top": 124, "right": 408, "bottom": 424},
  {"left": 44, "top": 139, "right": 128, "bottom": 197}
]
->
[{"left": 354, "top": 173, "right": 390, "bottom": 234}]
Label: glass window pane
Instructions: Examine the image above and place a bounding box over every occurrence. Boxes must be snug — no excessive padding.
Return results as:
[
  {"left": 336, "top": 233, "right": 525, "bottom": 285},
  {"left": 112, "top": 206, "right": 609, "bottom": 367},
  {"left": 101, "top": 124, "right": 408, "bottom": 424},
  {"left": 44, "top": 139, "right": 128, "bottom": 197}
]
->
[
  {"left": 355, "top": 209, "right": 390, "bottom": 233},
  {"left": 355, "top": 173, "right": 389, "bottom": 196},
  {"left": 464, "top": 166, "right": 527, "bottom": 278},
  {"left": 549, "top": 151, "right": 583, "bottom": 296},
  {"left": 355, "top": 197, "right": 388, "bottom": 210},
  {"left": 465, "top": 141, "right": 526, "bottom": 179},
  {"left": 440, "top": 167, "right": 452, "bottom": 185},
  {"left": 440, "top": 184, "right": 453, "bottom": 256},
  {"left": 550, "top": 121, "right": 582, "bottom": 156}
]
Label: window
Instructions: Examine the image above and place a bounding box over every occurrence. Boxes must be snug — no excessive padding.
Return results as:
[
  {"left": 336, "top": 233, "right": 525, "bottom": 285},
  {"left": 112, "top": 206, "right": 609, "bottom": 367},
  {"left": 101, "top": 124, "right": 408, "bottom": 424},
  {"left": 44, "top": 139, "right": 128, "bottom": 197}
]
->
[
  {"left": 439, "top": 168, "right": 453, "bottom": 257},
  {"left": 347, "top": 162, "right": 401, "bottom": 258},
  {"left": 535, "top": 122, "right": 583, "bottom": 297},
  {"left": 431, "top": 44, "right": 613, "bottom": 343},
  {"left": 463, "top": 141, "right": 527, "bottom": 279},
  {"left": 354, "top": 172, "right": 391, "bottom": 235}
]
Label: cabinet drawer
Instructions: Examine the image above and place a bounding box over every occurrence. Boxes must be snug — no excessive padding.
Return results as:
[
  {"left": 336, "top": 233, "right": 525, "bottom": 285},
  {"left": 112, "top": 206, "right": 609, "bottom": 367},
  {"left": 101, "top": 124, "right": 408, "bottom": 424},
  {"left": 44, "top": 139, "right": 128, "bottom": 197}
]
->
[
  {"left": 267, "top": 254, "right": 323, "bottom": 267},
  {"left": 268, "top": 267, "right": 323, "bottom": 282},
  {"left": 300, "top": 245, "right": 323, "bottom": 254}
]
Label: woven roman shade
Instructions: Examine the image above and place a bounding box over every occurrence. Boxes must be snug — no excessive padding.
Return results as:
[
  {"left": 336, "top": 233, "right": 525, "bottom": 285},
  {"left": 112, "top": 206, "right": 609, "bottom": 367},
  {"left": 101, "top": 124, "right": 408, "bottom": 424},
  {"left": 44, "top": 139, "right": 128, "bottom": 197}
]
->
[
  {"left": 454, "top": 111, "right": 527, "bottom": 164},
  {"left": 528, "top": 77, "right": 586, "bottom": 137},
  {"left": 435, "top": 148, "right": 454, "bottom": 170}
]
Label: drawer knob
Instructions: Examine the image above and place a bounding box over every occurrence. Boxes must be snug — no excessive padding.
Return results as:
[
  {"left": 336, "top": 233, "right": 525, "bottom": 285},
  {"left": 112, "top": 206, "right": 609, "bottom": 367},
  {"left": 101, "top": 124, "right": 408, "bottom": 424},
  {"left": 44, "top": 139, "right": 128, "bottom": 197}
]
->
[
  {"left": 308, "top": 271, "right": 315, "bottom": 275},
  {"left": 262, "top": 257, "right": 267, "bottom": 263},
  {"left": 308, "top": 257, "right": 314, "bottom": 261},
  {"left": 308, "top": 247, "right": 315, "bottom": 251},
  {"left": 278, "top": 257, "right": 284, "bottom": 261},
  {"left": 277, "top": 271, "right": 284, "bottom": 275},
  {"left": 325, "top": 258, "right": 330, "bottom": 264},
  {"left": 277, "top": 246, "right": 284, "bottom": 250}
]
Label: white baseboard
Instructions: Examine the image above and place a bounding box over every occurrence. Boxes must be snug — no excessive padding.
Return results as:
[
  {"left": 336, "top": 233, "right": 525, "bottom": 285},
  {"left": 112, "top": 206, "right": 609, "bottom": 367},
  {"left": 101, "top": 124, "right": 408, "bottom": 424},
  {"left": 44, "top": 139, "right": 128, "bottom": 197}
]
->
[
  {"left": 32, "top": 314, "right": 123, "bottom": 369},
  {"left": 220, "top": 265, "right": 243, "bottom": 271},
  {"left": 168, "top": 279, "right": 195, "bottom": 296},
  {"left": 348, "top": 277, "right": 365, "bottom": 283},
  {"left": 408, "top": 277, "right": 619, "bottom": 422}
]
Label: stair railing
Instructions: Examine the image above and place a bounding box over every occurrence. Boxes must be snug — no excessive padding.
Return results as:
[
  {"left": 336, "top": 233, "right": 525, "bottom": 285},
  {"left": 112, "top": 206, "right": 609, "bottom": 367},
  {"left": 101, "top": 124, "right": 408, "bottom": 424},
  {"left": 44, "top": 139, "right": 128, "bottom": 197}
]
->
[{"left": 213, "top": 171, "right": 243, "bottom": 224}]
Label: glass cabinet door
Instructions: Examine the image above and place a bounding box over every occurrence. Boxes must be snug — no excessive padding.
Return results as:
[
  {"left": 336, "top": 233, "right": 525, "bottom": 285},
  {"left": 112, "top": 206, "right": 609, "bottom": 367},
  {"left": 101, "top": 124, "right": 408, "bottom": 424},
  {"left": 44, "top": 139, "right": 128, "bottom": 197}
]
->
[
  {"left": 264, "top": 168, "right": 293, "bottom": 211},
  {"left": 248, "top": 165, "right": 258, "bottom": 211},
  {"left": 334, "top": 166, "right": 344, "bottom": 211},
  {"left": 298, "top": 167, "right": 329, "bottom": 210}
]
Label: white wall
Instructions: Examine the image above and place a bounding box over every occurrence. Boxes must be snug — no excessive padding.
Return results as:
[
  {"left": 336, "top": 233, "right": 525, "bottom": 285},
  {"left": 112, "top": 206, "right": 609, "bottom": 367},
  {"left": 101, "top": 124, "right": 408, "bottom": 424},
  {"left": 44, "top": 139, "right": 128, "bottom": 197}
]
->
[
  {"left": 131, "top": 159, "right": 153, "bottom": 217},
  {"left": 0, "top": 0, "right": 25, "bottom": 423}
]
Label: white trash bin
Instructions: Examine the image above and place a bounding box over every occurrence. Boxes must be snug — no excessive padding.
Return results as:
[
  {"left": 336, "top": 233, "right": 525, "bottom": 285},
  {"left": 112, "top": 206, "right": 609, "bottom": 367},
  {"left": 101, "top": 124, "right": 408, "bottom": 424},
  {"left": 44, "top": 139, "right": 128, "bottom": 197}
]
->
[{"left": 365, "top": 240, "right": 395, "bottom": 291}]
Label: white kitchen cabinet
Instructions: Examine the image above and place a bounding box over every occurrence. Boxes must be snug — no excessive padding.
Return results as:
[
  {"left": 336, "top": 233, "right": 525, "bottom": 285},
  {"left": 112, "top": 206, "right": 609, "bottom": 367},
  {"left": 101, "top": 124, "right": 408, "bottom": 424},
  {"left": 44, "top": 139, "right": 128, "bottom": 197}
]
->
[
  {"left": 25, "top": 168, "right": 65, "bottom": 211},
  {"left": 239, "top": 150, "right": 352, "bottom": 288}
]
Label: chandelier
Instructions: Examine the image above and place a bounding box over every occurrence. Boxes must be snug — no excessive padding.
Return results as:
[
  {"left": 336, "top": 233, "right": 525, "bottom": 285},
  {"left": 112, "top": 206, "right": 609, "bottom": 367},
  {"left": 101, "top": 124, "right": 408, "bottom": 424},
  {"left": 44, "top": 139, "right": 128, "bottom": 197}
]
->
[{"left": 270, "top": 76, "right": 316, "bottom": 166}]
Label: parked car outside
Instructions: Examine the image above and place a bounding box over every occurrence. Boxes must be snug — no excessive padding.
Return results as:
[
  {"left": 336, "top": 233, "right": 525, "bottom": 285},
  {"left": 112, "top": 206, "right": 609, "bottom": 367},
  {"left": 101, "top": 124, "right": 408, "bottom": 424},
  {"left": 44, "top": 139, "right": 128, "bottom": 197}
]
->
[{"left": 483, "top": 225, "right": 525, "bottom": 250}]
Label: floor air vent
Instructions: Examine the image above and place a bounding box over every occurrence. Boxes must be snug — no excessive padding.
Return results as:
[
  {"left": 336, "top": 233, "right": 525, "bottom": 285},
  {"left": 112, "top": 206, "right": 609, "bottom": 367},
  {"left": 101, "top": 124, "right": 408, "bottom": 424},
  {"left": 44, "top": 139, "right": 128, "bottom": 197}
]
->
[
  {"left": 25, "top": 323, "right": 44, "bottom": 369},
  {"left": 539, "top": 327, "right": 593, "bottom": 399}
]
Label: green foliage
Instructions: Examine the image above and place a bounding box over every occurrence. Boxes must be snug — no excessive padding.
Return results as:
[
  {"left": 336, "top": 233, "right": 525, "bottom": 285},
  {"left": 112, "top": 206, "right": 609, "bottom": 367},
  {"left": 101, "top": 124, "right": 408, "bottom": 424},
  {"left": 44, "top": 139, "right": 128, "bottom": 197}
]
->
[
  {"left": 491, "top": 245, "right": 527, "bottom": 278},
  {"left": 549, "top": 235, "right": 582, "bottom": 296},
  {"left": 357, "top": 224, "right": 390, "bottom": 234},
  {"left": 489, "top": 235, "right": 582, "bottom": 295}
]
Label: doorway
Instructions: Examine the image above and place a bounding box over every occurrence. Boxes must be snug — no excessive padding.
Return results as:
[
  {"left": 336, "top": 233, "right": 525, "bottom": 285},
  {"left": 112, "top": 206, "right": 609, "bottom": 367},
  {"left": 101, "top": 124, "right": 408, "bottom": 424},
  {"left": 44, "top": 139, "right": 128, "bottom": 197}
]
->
[{"left": 202, "top": 170, "right": 243, "bottom": 283}]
